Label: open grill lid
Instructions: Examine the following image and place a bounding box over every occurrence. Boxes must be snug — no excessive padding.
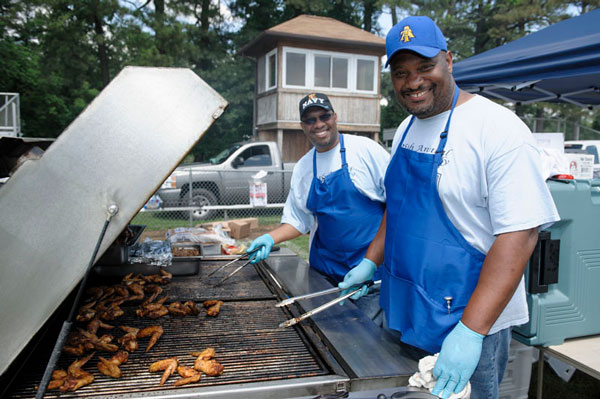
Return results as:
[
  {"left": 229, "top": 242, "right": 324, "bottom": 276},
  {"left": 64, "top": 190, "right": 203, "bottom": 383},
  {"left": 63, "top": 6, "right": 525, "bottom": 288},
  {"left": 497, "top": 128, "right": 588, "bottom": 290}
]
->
[{"left": 0, "top": 67, "right": 228, "bottom": 375}]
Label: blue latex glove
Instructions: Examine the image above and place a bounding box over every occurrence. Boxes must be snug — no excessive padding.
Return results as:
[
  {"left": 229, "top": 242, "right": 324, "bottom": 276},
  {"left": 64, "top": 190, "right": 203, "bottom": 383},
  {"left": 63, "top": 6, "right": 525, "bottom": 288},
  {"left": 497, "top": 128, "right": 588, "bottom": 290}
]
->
[
  {"left": 432, "top": 321, "right": 484, "bottom": 398},
  {"left": 247, "top": 234, "right": 274, "bottom": 264},
  {"left": 337, "top": 258, "right": 377, "bottom": 305}
]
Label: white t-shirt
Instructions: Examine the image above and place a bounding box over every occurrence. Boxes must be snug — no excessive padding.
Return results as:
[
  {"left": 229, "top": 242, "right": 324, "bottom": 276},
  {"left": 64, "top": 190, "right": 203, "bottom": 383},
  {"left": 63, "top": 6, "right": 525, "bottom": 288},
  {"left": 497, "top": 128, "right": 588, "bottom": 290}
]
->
[
  {"left": 282, "top": 134, "right": 390, "bottom": 240},
  {"left": 391, "top": 94, "right": 560, "bottom": 334}
]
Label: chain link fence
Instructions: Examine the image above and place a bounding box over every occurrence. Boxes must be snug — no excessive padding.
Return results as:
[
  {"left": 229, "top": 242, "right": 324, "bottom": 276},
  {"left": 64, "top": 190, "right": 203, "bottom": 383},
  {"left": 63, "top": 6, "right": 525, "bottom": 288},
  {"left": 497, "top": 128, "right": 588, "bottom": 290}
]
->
[{"left": 131, "top": 167, "right": 293, "bottom": 238}]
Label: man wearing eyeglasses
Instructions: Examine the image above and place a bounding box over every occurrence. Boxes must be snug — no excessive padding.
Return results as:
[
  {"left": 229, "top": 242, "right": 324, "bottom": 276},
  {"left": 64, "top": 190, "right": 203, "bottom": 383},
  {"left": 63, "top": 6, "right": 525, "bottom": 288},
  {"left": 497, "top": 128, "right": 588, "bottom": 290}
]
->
[{"left": 246, "top": 92, "right": 390, "bottom": 324}]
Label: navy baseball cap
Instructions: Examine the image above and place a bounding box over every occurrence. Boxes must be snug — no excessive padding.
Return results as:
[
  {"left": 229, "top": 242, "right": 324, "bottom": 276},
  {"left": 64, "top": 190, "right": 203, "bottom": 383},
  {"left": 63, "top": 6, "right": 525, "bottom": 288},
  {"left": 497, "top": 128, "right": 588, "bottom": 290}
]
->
[
  {"left": 299, "top": 93, "right": 334, "bottom": 118},
  {"left": 385, "top": 16, "right": 447, "bottom": 67}
]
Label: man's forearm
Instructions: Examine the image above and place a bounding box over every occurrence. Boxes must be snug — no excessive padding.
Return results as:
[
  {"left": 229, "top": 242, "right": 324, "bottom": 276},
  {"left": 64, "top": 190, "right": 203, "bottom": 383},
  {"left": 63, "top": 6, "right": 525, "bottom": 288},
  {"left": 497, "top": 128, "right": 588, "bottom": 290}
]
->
[
  {"left": 462, "top": 227, "right": 538, "bottom": 335},
  {"left": 269, "top": 223, "right": 303, "bottom": 244},
  {"left": 365, "top": 210, "right": 387, "bottom": 266}
]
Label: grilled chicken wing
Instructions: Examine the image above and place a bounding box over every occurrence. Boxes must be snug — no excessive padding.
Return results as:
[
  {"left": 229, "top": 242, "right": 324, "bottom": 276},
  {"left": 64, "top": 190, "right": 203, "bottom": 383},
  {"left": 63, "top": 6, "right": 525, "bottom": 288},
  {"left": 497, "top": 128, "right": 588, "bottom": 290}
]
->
[
  {"left": 203, "top": 299, "right": 219, "bottom": 307},
  {"left": 60, "top": 372, "right": 94, "bottom": 392},
  {"left": 193, "top": 359, "right": 224, "bottom": 376},
  {"left": 168, "top": 302, "right": 188, "bottom": 316},
  {"left": 146, "top": 307, "right": 169, "bottom": 319},
  {"left": 97, "top": 350, "right": 129, "bottom": 378},
  {"left": 183, "top": 301, "right": 201, "bottom": 315},
  {"left": 85, "top": 287, "right": 104, "bottom": 302},
  {"left": 63, "top": 343, "right": 86, "bottom": 356},
  {"left": 137, "top": 295, "right": 169, "bottom": 319},
  {"left": 96, "top": 299, "right": 125, "bottom": 321},
  {"left": 48, "top": 369, "right": 68, "bottom": 390},
  {"left": 143, "top": 285, "right": 163, "bottom": 305},
  {"left": 113, "top": 285, "right": 130, "bottom": 298},
  {"left": 149, "top": 357, "right": 178, "bottom": 385},
  {"left": 87, "top": 318, "right": 114, "bottom": 335},
  {"left": 204, "top": 300, "right": 223, "bottom": 317},
  {"left": 75, "top": 301, "right": 97, "bottom": 323},
  {"left": 78, "top": 329, "right": 119, "bottom": 352},
  {"left": 59, "top": 352, "right": 95, "bottom": 392},
  {"left": 142, "top": 269, "right": 172, "bottom": 284},
  {"left": 118, "top": 326, "right": 140, "bottom": 352},
  {"left": 127, "top": 282, "right": 145, "bottom": 301},
  {"left": 174, "top": 366, "right": 201, "bottom": 386},
  {"left": 98, "top": 287, "right": 116, "bottom": 301},
  {"left": 190, "top": 347, "right": 215, "bottom": 360},
  {"left": 137, "top": 325, "right": 163, "bottom": 352},
  {"left": 192, "top": 347, "right": 223, "bottom": 376}
]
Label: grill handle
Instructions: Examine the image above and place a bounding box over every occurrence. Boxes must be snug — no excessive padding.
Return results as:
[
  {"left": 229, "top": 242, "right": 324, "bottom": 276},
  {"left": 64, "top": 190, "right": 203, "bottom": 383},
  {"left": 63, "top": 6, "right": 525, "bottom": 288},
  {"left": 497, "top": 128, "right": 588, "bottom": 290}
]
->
[
  {"left": 36, "top": 206, "right": 116, "bottom": 398},
  {"left": 35, "top": 321, "right": 73, "bottom": 398}
]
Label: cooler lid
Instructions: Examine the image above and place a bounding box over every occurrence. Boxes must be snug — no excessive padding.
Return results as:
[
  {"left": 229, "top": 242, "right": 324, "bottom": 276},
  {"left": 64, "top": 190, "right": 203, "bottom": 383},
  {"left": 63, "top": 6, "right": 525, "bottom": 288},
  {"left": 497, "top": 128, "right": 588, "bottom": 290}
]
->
[{"left": 0, "top": 66, "right": 228, "bottom": 375}]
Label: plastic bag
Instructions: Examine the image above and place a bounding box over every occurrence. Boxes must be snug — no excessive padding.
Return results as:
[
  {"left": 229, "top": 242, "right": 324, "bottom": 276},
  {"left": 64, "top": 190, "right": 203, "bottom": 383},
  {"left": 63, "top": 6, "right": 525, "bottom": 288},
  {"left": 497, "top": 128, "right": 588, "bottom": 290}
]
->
[
  {"left": 129, "top": 238, "right": 173, "bottom": 266},
  {"left": 166, "top": 226, "right": 234, "bottom": 246}
]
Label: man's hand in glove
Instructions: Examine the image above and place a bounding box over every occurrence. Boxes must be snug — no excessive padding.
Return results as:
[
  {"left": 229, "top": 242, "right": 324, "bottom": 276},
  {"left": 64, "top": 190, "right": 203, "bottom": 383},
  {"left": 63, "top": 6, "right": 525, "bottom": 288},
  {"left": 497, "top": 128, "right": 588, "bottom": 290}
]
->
[
  {"left": 432, "top": 321, "right": 484, "bottom": 399},
  {"left": 337, "top": 258, "right": 377, "bottom": 304},
  {"left": 247, "top": 234, "right": 274, "bottom": 264}
]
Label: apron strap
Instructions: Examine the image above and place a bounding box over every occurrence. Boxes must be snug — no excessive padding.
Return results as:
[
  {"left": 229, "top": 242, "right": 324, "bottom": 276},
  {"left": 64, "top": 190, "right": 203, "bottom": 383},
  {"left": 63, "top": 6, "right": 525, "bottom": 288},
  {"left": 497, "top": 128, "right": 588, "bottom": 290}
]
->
[
  {"left": 339, "top": 134, "right": 347, "bottom": 167},
  {"left": 312, "top": 134, "right": 346, "bottom": 180},
  {"left": 435, "top": 84, "right": 460, "bottom": 154}
]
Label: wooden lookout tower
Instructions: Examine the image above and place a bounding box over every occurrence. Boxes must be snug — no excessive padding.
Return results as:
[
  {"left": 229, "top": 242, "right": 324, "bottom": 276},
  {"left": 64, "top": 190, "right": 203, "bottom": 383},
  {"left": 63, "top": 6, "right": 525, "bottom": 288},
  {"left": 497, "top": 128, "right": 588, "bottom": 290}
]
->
[{"left": 240, "top": 14, "right": 386, "bottom": 162}]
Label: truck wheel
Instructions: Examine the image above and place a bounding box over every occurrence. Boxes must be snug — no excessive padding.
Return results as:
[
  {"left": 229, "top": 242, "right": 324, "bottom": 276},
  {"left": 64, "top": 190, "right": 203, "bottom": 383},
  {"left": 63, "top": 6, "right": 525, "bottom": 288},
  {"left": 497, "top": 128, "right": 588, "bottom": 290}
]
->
[{"left": 190, "top": 189, "right": 218, "bottom": 220}]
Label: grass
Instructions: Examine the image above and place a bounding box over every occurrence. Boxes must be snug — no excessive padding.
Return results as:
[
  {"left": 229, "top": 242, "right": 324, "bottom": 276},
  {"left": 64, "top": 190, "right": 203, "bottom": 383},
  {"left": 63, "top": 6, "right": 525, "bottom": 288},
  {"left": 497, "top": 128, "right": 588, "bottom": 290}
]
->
[{"left": 281, "top": 234, "right": 310, "bottom": 261}]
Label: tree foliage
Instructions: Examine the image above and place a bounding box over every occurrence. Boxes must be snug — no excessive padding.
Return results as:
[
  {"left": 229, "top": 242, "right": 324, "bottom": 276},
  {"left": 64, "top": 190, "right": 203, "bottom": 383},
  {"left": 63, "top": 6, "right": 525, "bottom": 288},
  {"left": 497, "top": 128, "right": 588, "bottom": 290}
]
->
[{"left": 1, "top": 0, "right": 598, "bottom": 144}]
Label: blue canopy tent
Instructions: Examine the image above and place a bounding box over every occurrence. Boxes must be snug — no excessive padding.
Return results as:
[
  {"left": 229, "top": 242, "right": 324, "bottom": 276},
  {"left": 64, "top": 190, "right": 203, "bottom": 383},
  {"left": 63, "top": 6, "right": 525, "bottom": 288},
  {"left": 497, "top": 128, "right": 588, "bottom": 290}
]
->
[{"left": 453, "top": 8, "right": 600, "bottom": 108}]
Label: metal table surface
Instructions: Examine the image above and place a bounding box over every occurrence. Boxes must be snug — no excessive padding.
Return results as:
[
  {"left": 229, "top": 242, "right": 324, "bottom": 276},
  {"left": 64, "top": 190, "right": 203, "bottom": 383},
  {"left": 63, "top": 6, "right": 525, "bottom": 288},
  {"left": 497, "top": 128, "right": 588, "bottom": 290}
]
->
[{"left": 264, "top": 254, "right": 417, "bottom": 392}]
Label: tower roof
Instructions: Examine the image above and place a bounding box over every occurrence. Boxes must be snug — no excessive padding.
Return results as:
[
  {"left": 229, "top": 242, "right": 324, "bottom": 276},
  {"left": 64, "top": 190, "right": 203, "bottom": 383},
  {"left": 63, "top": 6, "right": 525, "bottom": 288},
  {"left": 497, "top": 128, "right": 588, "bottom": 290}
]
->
[{"left": 240, "top": 14, "right": 385, "bottom": 57}]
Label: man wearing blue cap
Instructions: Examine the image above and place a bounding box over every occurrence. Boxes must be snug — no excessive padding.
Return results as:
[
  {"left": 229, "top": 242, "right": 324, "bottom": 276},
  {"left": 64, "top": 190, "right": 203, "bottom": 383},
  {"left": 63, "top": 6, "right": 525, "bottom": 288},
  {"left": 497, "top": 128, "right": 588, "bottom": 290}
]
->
[
  {"left": 338, "top": 16, "right": 559, "bottom": 398},
  {"left": 247, "top": 93, "right": 390, "bottom": 324}
]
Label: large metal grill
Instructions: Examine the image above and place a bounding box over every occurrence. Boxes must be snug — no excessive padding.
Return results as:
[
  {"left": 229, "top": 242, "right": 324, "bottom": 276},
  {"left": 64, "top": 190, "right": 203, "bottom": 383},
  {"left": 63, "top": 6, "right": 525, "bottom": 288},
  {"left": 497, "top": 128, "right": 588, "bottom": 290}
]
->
[{"left": 6, "top": 260, "right": 331, "bottom": 398}]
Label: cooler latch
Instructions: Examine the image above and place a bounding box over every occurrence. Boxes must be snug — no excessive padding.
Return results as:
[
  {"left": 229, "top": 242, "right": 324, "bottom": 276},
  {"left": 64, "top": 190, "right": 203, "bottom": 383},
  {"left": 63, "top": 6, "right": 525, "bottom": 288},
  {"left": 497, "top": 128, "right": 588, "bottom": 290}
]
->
[{"left": 528, "top": 230, "right": 560, "bottom": 294}]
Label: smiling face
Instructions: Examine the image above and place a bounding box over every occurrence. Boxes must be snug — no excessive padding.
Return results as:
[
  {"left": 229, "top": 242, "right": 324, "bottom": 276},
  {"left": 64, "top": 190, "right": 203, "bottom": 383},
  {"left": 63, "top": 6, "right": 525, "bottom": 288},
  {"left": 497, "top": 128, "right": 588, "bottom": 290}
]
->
[
  {"left": 300, "top": 107, "right": 339, "bottom": 152},
  {"left": 389, "top": 50, "right": 455, "bottom": 119}
]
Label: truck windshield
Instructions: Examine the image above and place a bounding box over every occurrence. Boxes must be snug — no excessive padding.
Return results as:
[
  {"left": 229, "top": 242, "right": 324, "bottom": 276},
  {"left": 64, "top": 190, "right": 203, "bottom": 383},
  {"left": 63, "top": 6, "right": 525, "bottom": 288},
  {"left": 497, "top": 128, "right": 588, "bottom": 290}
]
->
[{"left": 209, "top": 143, "right": 243, "bottom": 164}]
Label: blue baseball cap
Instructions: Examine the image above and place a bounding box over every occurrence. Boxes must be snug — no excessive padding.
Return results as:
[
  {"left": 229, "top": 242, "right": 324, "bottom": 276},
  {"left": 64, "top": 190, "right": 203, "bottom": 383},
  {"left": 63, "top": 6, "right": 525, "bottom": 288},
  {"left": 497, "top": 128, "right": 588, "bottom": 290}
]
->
[{"left": 385, "top": 16, "right": 447, "bottom": 67}]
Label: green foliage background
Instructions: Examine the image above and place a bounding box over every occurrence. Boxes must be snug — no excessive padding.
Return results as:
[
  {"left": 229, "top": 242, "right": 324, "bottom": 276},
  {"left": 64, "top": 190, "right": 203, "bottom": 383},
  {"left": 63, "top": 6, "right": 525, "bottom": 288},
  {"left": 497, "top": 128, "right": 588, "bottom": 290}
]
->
[{"left": 2, "top": 0, "right": 599, "bottom": 155}]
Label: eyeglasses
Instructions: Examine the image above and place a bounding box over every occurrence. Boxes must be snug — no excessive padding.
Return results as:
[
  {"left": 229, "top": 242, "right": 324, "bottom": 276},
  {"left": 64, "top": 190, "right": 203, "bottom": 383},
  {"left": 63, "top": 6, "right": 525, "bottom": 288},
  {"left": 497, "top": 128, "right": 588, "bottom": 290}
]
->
[{"left": 301, "top": 113, "right": 333, "bottom": 125}]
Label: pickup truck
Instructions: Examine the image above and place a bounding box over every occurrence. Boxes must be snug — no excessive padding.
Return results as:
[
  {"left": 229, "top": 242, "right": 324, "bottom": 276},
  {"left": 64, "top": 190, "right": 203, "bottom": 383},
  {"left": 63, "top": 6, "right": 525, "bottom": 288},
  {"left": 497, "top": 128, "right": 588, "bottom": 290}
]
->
[{"left": 156, "top": 141, "right": 295, "bottom": 220}]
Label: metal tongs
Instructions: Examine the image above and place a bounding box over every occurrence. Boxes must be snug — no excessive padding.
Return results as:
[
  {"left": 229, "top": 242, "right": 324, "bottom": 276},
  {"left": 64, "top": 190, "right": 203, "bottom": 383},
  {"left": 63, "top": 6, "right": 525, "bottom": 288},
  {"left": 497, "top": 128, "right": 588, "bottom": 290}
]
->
[
  {"left": 209, "top": 246, "right": 279, "bottom": 287},
  {"left": 278, "top": 280, "right": 381, "bottom": 328},
  {"left": 206, "top": 247, "right": 260, "bottom": 280}
]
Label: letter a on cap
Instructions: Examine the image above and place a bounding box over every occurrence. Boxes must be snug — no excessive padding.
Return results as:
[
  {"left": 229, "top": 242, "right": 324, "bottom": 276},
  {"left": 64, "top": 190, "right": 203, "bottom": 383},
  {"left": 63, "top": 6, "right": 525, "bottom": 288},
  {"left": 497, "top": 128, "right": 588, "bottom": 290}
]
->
[{"left": 400, "top": 26, "right": 415, "bottom": 42}]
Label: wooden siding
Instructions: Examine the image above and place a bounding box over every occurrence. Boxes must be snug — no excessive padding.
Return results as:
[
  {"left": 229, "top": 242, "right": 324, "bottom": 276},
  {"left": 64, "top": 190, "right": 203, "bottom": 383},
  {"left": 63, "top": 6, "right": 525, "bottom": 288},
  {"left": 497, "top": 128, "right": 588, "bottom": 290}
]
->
[
  {"left": 275, "top": 91, "right": 380, "bottom": 126},
  {"left": 256, "top": 93, "right": 277, "bottom": 125},
  {"left": 283, "top": 129, "right": 311, "bottom": 162}
]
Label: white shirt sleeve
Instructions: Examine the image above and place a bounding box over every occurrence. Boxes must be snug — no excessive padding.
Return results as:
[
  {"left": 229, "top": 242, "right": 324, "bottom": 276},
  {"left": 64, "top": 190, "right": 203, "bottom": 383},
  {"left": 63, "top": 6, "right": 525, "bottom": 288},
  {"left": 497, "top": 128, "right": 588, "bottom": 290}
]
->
[
  {"left": 487, "top": 142, "right": 559, "bottom": 234},
  {"left": 281, "top": 154, "right": 315, "bottom": 234}
]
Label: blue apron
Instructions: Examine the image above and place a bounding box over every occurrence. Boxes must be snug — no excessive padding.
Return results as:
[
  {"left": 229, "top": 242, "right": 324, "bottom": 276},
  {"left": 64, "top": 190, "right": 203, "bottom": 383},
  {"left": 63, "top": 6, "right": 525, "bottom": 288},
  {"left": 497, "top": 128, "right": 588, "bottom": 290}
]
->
[
  {"left": 306, "top": 134, "right": 385, "bottom": 283},
  {"left": 381, "top": 87, "right": 486, "bottom": 353}
]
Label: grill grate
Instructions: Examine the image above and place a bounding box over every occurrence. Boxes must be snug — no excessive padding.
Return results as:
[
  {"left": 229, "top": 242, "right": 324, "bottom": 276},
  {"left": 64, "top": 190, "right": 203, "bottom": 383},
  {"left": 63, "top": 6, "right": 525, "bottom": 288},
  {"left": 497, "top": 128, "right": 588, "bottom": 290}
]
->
[
  {"left": 7, "top": 261, "right": 330, "bottom": 398},
  {"left": 165, "top": 260, "right": 275, "bottom": 301}
]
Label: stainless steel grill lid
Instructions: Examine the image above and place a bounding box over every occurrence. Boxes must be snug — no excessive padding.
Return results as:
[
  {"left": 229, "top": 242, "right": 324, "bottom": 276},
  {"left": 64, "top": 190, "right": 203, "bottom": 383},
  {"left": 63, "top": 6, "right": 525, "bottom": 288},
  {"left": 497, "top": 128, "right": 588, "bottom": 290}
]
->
[{"left": 0, "top": 66, "right": 228, "bottom": 375}]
